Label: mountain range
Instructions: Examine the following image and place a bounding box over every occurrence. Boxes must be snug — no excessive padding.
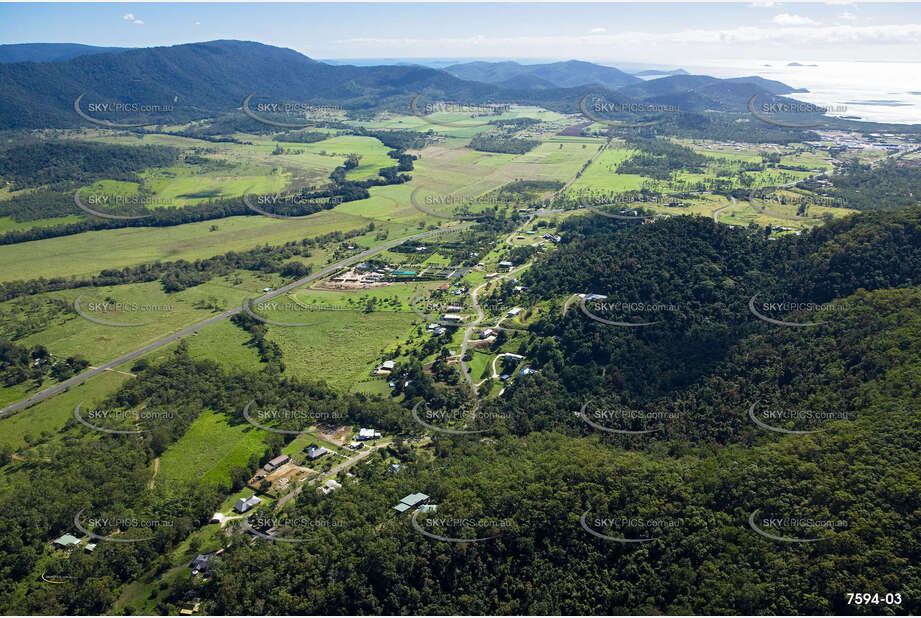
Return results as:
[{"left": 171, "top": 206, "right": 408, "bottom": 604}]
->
[{"left": 0, "top": 40, "right": 812, "bottom": 130}]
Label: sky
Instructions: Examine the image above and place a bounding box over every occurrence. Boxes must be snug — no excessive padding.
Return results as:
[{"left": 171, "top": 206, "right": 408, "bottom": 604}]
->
[{"left": 1, "top": 2, "right": 920, "bottom": 66}]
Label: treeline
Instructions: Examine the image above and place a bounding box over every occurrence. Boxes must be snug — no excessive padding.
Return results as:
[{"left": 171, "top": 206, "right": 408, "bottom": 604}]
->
[
  {"left": 0, "top": 141, "right": 179, "bottom": 190},
  {"left": 0, "top": 223, "right": 375, "bottom": 301},
  {"left": 0, "top": 337, "right": 89, "bottom": 387},
  {"left": 0, "top": 343, "right": 430, "bottom": 614},
  {"left": 469, "top": 134, "right": 540, "bottom": 154},
  {"left": 798, "top": 159, "right": 921, "bottom": 211},
  {"left": 615, "top": 136, "right": 710, "bottom": 179}
]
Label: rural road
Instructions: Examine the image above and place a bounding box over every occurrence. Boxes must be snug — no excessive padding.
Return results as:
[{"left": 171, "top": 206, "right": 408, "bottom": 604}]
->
[
  {"left": 713, "top": 196, "right": 736, "bottom": 223},
  {"left": 275, "top": 442, "right": 388, "bottom": 509},
  {"left": 0, "top": 223, "right": 475, "bottom": 419}
]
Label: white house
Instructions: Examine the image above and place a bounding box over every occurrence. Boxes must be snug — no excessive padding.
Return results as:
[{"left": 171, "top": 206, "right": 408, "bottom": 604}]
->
[
  {"left": 234, "top": 495, "right": 262, "bottom": 514},
  {"left": 358, "top": 428, "right": 382, "bottom": 440}
]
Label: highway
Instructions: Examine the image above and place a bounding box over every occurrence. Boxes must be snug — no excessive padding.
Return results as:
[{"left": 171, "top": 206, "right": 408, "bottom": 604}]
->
[{"left": 0, "top": 223, "right": 475, "bottom": 418}]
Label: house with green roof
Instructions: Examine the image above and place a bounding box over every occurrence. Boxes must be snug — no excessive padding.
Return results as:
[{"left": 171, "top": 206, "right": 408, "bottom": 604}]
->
[
  {"left": 392, "top": 492, "right": 429, "bottom": 514},
  {"left": 52, "top": 534, "right": 81, "bottom": 550}
]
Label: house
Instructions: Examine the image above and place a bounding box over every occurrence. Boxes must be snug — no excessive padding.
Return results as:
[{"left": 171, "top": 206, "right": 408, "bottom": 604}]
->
[
  {"left": 190, "top": 554, "right": 215, "bottom": 574},
  {"left": 233, "top": 495, "right": 262, "bottom": 514},
  {"left": 380, "top": 360, "right": 395, "bottom": 372},
  {"left": 498, "top": 261, "right": 514, "bottom": 271},
  {"left": 585, "top": 293, "right": 608, "bottom": 301},
  {"left": 393, "top": 492, "right": 430, "bottom": 513},
  {"left": 262, "top": 287, "right": 272, "bottom": 293},
  {"left": 390, "top": 463, "right": 403, "bottom": 473},
  {"left": 484, "top": 272, "right": 499, "bottom": 279},
  {"left": 263, "top": 454, "right": 290, "bottom": 472},
  {"left": 306, "top": 446, "right": 330, "bottom": 460},
  {"left": 52, "top": 534, "right": 81, "bottom": 550},
  {"left": 358, "top": 428, "right": 382, "bottom": 440},
  {"left": 419, "top": 504, "right": 438, "bottom": 514},
  {"left": 506, "top": 307, "right": 522, "bottom": 318},
  {"left": 480, "top": 329, "right": 496, "bottom": 339},
  {"left": 321, "top": 479, "right": 341, "bottom": 494},
  {"left": 84, "top": 543, "right": 97, "bottom": 553},
  {"left": 348, "top": 441, "right": 364, "bottom": 450},
  {"left": 520, "top": 367, "right": 537, "bottom": 375},
  {"left": 441, "top": 313, "right": 463, "bottom": 322}
]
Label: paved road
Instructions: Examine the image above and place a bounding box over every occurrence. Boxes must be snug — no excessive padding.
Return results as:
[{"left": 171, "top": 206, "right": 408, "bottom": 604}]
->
[{"left": 0, "top": 224, "right": 475, "bottom": 419}]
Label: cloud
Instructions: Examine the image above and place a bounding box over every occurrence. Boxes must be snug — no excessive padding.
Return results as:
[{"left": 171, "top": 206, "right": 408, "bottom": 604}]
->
[
  {"left": 122, "top": 13, "right": 134, "bottom": 20},
  {"left": 838, "top": 11, "right": 858, "bottom": 21},
  {"left": 589, "top": 27, "right": 607, "bottom": 34},
  {"left": 750, "top": 0, "right": 776, "bottom": 7},
  {"left": 335, "top": 22, "right": 921, "bottom": 53},
  {"left": 772, "top": 13, "right": 820, "bottom": 26},
  {"left": 194, "top": 21, "right": 201, "bottom": 25},
  {"left": 133, "top": 19, "right": 143, "bottom": 24}
]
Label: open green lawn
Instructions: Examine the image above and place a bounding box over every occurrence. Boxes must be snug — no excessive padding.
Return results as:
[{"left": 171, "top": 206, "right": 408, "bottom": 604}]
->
[
  {"left": 156, "top": 409, "right": 267, "bottom": 490},
  {"left": 3, "top": 275, "right": 270, "bottom": 365},
  {"left": 0, "top": 210, "right": 378, "bottom": 283},
  {"left": 264, "top": 308, "right": 419, "bottom": 390},
  {"left": 0, "top": 370, "right": 129, "bottom": 450}
]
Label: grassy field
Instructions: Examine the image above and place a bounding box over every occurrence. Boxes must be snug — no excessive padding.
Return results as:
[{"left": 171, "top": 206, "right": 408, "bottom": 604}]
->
[
  {"left": 263, "top": 308, "right": 419, "bottom": 390},
  {"left": 3, "top": 274, "right": 275, "bottom": 365},
  {"left": 0, "top": 370, "right": 129, "bottom": 450},
  {"left": 155, "top": 408, "right": 267, "bottom": 490},
  {"left": 0, "top": 209, "right": 380, "bottom": 283}
]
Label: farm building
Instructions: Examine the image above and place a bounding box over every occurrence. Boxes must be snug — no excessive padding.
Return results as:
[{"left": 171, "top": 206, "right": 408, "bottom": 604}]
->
[
  {"left": 306, "top": 446, "right": 330, "bottom": 460},
  {"left": 263, "top": 454, "right": 290, "bottom": 472},
  {"left": 441, "top": 313, "right": 463, "bottom": 322},
  {"left": 506, "top": 307, "right": 522, "bottom": 318}
]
